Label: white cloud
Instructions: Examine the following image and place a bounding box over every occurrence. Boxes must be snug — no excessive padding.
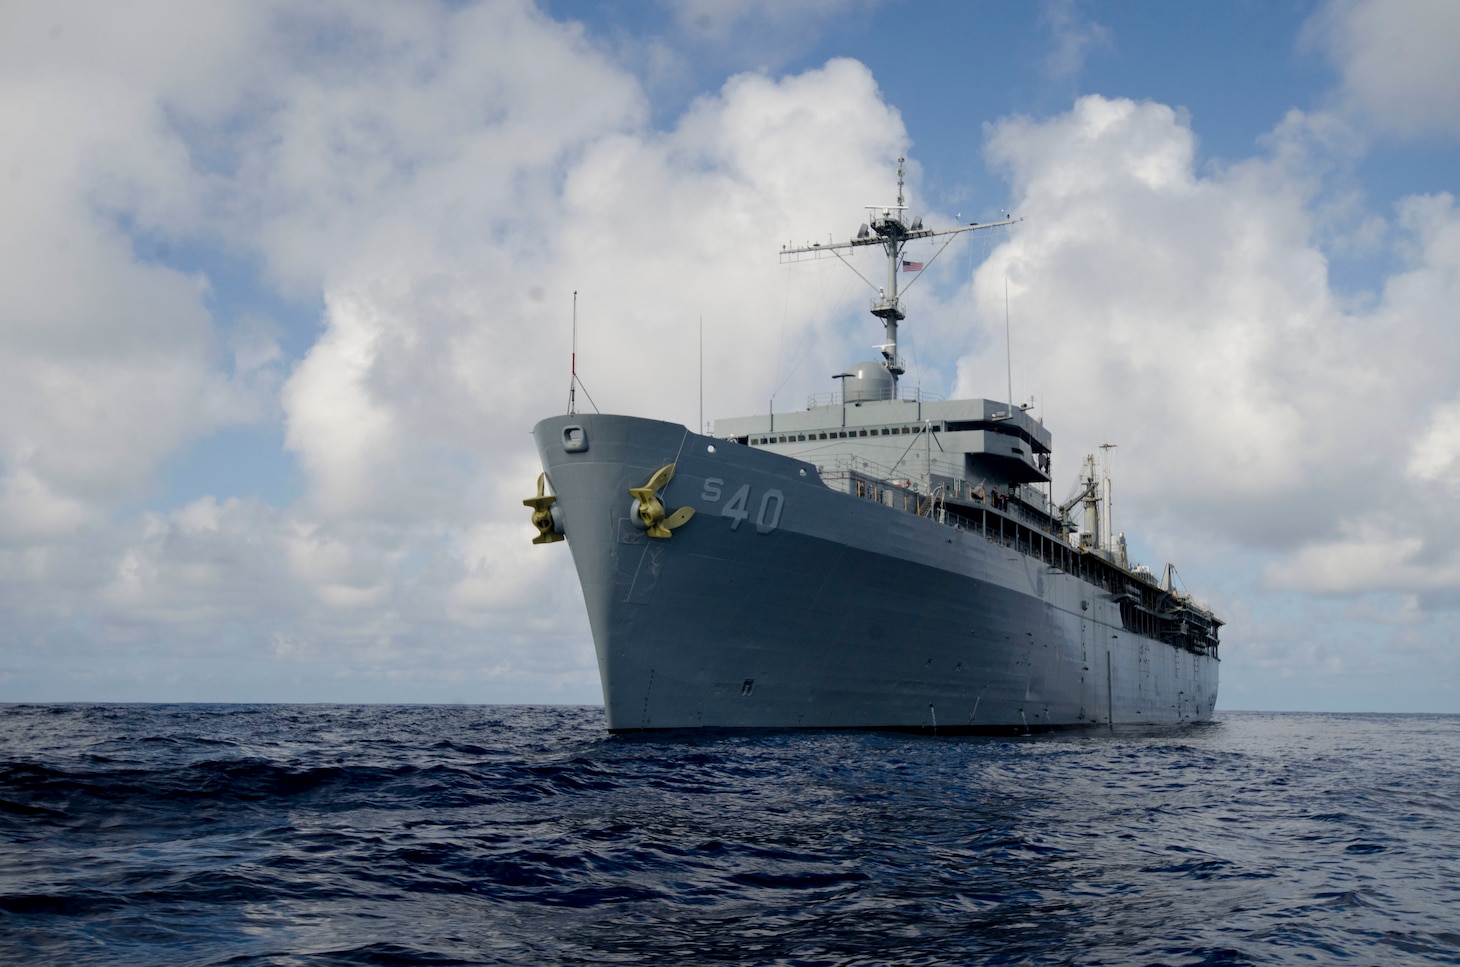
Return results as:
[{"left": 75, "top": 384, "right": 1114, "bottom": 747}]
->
[
  {"left": 0, "top": 1, "right": 285, "bottom": 542},
  {"left": 554, "top": 59, "right": 906, "bottom": 417},
  {"left": 958, "top": 95, "right": 1460, "bottom": 615},
  {"left": 2, "top": 1, "right": 1455, "bottom": 707},
  {"left": 0, "top": 466, "right": 95, "bottom": 543},
  {"left": 282, "top": 293, "right": 407, "bottom": 518},
  {"left": 259, "top": 52, "right": 910, "bottom": 696},
  {"left": 271, "top": 51, "right": 908, "bottom": 525},
  {"left": 0, "top": 1, "right": 911, "bottom": 700},
  {"left": 1263, "top": 521, "right": 1460, "bottom": 596},
  {"left": 1306, "top": 0, "right": 1460, "bottom": 138},
  {"left": 967, "top": 98, "right": 1335, "bottom": 502},
  {"left": 1040, "top": 0, "right": 1112, "bottom": 80},
  {"left": 1407, "top": 399, "right": 1460, "bottom": 487}
]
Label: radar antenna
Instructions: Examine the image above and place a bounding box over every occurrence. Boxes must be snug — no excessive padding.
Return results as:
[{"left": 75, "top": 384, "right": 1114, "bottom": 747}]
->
[{"left": 780, "top": 157, "right": 1020, "bottom": 394}]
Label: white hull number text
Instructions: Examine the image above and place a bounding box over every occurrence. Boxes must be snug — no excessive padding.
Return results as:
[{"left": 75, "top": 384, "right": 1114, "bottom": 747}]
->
[{"left": 701, "top": 478, "right": 783, "bottom": 533}]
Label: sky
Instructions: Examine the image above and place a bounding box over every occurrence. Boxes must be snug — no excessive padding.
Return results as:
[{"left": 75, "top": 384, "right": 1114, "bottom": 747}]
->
[{"left": 2, "top": 0, "right": 1458, "bottom": 712}]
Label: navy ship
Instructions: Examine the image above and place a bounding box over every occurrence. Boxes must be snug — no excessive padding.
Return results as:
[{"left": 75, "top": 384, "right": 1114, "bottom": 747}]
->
[{"left": 526, "top": 159, "right": 1221, "bottom": 732}]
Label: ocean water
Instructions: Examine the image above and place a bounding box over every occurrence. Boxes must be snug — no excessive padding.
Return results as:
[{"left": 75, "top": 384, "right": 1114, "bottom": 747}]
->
[{"left": 1, "top": 706, "right": 1457, "bottom": 966}]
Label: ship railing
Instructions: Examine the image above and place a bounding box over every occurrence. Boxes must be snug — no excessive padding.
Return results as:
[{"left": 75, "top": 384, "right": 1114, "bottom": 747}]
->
[
  {"left": 935, "top": 476, "right": 1061, "bottom": 538},
  {"left": 822, "top": 458, "right": 1059, "bottom": 536},
  {"left": 824, "top": 462, "right": 1219, "bottom": 657},
  {"left": 806, "top": 387, "right": 946, "bottom": 409},
  {"left": 821, "top": 465, "right": 928, "bottom": 513},
  {"left": 818, "top": 454, "right": 916, "bottom": 486}
]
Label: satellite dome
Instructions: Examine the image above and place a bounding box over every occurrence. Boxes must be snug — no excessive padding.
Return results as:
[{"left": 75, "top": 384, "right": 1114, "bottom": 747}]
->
[{"left": 841, "top": 361, "right": 895, "bottom": 403}]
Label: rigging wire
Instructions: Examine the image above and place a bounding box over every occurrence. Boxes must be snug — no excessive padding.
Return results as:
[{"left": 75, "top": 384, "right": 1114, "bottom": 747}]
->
[
  {"left": 829, "top": 247, "right": 882, "bottom": 295},
  {"left": 915, "top": 225, "right": 1002, "bottom": 395},
  {"left": 770, "top": 260, "right": 827, "bottom": 407},
  {"left": 574, "top": 374, "right": 601, "bottom": 414},
  {"left": 567, "top": 290, "right": 600, "bottom": 414},
  {"left": 772, "top": 265, "right": 792, "bottom": 402},
  {"left": 895, "top": 229, "right": 962, "bottom": 298}
]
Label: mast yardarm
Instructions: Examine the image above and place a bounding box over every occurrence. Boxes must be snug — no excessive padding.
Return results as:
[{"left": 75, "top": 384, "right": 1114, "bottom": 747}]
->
[{"left": 780, "top": 157, "right": 1019, "bottom": 395}]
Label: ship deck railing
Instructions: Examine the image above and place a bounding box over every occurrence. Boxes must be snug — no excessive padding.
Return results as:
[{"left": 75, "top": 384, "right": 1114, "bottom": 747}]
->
[
  {"left": 815, "top": 455, "right": 1053, "bottom": 529},
  {"left": 818, "top": 466, "right": 1220, "bottom": 659},
  {"left": 805, "top": 388, "right": 946, "bottom": 409}
]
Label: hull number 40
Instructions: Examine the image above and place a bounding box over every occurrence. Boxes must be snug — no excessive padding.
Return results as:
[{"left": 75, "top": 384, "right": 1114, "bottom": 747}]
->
[{"left": 701, "top": 478, "right": 783, "bottom": 533}]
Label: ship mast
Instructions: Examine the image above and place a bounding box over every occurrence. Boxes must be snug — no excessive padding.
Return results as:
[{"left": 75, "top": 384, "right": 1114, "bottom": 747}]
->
[{"left": 780, "top": 157, "right": 1018, "bottom": 395}]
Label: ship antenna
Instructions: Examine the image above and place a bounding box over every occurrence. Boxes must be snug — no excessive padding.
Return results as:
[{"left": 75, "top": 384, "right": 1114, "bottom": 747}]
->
[
  {"left": 875, "top": 155, "right": 909, "bottom": 392},
  {"left": 778, "top": 157, "right": 1022, "bottom": 398},
  {"left": 568, "top": 290, "right": 578, "bottom": 416},
  {"left": 565, "top": 291, "right": 600, "bottom": 414},
  {"left": 1005, "top": 276, "right": 1014, "bottom": 412},
  {"left": 703, "top": 314, "right": 709, "bottom": 435}
]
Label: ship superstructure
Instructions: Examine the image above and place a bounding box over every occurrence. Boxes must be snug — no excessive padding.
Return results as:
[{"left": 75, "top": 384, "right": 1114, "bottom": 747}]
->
[{"left": 526, "top": 159, "right": 1221, "bottom": 732}]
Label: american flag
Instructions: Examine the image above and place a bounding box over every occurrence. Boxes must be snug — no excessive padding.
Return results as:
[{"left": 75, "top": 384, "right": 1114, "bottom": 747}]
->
[{"left": 901, "top": 260, "right": 924, "bottom": 272}]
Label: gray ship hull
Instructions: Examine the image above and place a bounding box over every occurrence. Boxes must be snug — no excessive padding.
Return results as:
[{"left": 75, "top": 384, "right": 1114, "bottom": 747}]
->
[{"left": 533, "top": 413, "right": 1219, "bottom": 732}]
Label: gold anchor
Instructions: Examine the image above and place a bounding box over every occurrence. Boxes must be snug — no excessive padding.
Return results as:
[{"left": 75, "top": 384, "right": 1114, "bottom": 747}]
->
[
  {"left": 523, "top": 473, "right": 564, "bottom": 544},
  {"left": 630, "top": 463, "right": 695, "bottom": 538}
]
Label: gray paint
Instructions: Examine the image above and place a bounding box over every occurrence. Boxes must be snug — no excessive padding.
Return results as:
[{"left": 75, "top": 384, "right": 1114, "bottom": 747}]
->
[{"left": 532, "top": 410, "right": 1219, "bottom": 732}]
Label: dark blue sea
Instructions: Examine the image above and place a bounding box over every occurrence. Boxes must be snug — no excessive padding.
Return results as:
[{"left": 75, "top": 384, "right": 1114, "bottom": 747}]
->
[{"left": 2, "top": 706, "right": 1457, "bottom": 966}]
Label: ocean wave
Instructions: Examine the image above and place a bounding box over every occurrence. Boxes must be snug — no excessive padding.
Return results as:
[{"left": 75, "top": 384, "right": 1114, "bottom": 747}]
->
[{"left": 1, "top": 706, "right": 1457, "bottom": 966}]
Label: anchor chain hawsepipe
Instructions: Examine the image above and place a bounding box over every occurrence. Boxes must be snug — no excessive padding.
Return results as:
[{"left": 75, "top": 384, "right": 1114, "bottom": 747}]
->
[
  {"left": 523, "top": 472, "right": 564, "bottom": 544},
  {"left": 629, "top": 463, "right": 695, "bottom": 538}
]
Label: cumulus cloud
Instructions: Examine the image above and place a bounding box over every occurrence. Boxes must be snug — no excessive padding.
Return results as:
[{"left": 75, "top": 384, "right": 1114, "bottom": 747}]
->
[
  {"left": 1040, "top": 0, "right": 1112, "bottom": 80},
  {"left": 1408, "top": 399, "right": 1460, "bottom": 488},
  {"left": 966, "top": 98, "right": 1338, "bottom": 505},
  {"left": 955, "top": 95, "right": 1460, "bottom": 617},
  {"left": 0, "top": 1, "right": 267, "bottom": 541},
  {"left": 2, "top": 0, "right": 1456, "bottom": 707},
  {"left": 1306, "top": 0, "right": 1460, "bottom": 138},
  {"left": 0, "top": 1, "right": 911, "bottom": 700},
  {"left": 266, "top": 49, "right": 909, "bottom": 528}
]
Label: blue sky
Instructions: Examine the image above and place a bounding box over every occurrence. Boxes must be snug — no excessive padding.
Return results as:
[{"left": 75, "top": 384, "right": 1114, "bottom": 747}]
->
[{"left": 2, "top": 0, "right": 1458, "bottom": 711}]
